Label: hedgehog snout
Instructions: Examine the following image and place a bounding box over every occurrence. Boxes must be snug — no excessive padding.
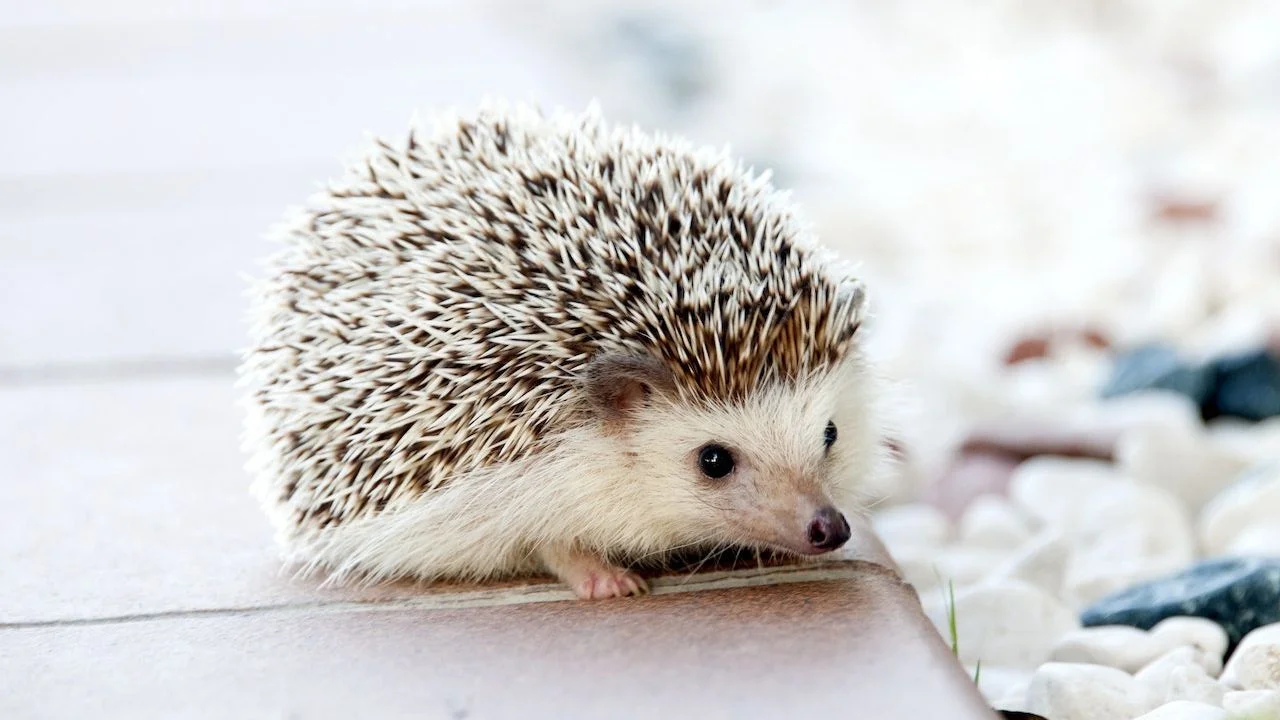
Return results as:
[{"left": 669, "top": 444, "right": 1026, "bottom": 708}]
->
[{"left": 806, "top": 506, "right": 851, "bottom": 553}]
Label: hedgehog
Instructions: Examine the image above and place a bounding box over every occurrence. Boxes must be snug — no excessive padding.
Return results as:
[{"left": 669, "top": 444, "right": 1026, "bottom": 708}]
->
[{"left": 239, "top": 102, "right": 884, "bottom": 600}]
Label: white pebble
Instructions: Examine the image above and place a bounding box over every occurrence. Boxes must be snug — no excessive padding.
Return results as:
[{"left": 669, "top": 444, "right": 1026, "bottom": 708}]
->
[
  {"left": 1131, "top": 701, "right": 1226, "bottom": 720},
  {"left": 1049, "top": 618, "right": 1230, "bottom": 678},
  {"left": 924, "top": 580, "right": 1081, "bottom": 669},
  {"left": 887, "top": 546, "right": 945, "bottom": 595},
  {"left": 970, "top": 665, "right": 1032, "bottom": 703},
  {"left": 1010, "top": 456, "right": 1121, "bottom": 532},
  {"left": 1150, "top": 617, "right": 1229, "bottom": 676},
  {"left": 1065, "top": 550, "right": 1183, "bottom": 610},
  {"left": 870, "top": 502, "right": 951, "bottom": 551},
  {"left": 1086, "top": 391, "right": 1204, "bottom": 437},
  {"left": 1222, "top": 689, "right": 1280, "bottom": 716},
  {"left": 1117, "top": 424, "right": 1252, "bottom": 513},
  {"left": 1224, "top": 523, "right": 1280, "bottom": 557},
  {"left": 993, "top": 676, "right": 1033, "bottom": 713},
  {"left": 1208, "top": 416, "right": 1280, "bottom": 465},
  {"left": 1003, "top": 356, "right": 1103, "bottom": 410},
  {"left": 890, "top": 547, "right": 945, "bottom": 595},
  {"left": 1050, "top": 625, "right": 1162, "bottom": 672},
  {"left": 1135, "top": 647, "right": 1227, "bottom": 706},
  {"left": 985, "top": 530, "right": 1070, "bottom": 596},
  {"left": 1064, "top": 482, "right": 1196, "bottom": 606},
  {"left": 933, "top": 546, "right": 1012, "bottom": 589},
  {"left": 1026, "top": 662, "right": 1155, "bottom": 720},
  {"left": 1199, "top": 463, "right": 1280, "bottom": 556},
  {"left": 958, "top": 494, "right": 1032, "bottom": 548},
  {"left": 1221, "top": 623, "right": 1280, "bottom": 691}
]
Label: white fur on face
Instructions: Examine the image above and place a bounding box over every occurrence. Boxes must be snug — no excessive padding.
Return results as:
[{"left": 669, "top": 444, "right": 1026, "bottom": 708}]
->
[{"left": 565, "top": 353, "right": 885, "bottom": 559}]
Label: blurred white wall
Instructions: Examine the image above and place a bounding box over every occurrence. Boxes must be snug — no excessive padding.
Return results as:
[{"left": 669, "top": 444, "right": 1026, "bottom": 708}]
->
[
  {"left": 3, "top": 0, "right": 1278, "bottom": 473},
  {"left": 485, "top": 0, "right": 1280, "bottom": 473},
  {"left": 0, "top": 1, "right": 589, "bottom": 367}
]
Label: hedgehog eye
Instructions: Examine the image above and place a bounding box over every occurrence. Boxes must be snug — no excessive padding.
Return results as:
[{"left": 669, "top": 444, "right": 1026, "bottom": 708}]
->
[
  {"left": 698, "top": 444, "right": 735, "bottom": 479},
  {"left": 824, "top": 421, "right": 838, "bottom": 451}
]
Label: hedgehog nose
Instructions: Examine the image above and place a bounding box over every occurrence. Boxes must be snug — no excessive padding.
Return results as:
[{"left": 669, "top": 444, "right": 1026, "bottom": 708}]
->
[{"left": 807, "top": 506, "right": 851, "bottom": 552}]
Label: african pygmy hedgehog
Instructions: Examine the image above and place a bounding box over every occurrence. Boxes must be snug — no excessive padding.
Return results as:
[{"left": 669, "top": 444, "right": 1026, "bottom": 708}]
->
[{"left": 239, "top": 103, "right": 884, "bottom": 599}]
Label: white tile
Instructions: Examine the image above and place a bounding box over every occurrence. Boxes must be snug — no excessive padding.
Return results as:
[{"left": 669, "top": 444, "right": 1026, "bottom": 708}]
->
[
  {"left": 0, "top": 376, "right": 316, "bottom": 623},
  {"left": 0, "top": 7, "right": 590, "bottom": 176},
  {"left": 0, "top": 203, "right": 277, "bottom": 366}
]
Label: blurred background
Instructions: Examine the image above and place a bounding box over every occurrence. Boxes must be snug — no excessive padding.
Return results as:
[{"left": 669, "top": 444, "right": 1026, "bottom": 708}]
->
[{"left": 3, "top": 0, "right": 1279, "bottom": 494}]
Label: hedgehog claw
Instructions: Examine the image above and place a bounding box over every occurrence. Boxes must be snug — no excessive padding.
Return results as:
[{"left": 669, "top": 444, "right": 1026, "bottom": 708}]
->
[
  {"left": 576, "top": 568, "right": 647, "bottom": 600},
  {"left": 540, "top": 547, "right": 648, "bottom": 600}
]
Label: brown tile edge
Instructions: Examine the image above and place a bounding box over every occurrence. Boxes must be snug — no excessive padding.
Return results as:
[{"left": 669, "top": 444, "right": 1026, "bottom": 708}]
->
[{"left": 1, "top": 557, "right": 907, "bottom": 631}]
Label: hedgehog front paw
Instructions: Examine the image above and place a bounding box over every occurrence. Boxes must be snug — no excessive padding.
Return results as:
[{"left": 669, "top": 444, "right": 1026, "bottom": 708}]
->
[
  {"left": 538, "top": 546, "right": 649, "bottom": 600},
  {"left": 573, "top": 566, "right": 649, "bottom": 600}
]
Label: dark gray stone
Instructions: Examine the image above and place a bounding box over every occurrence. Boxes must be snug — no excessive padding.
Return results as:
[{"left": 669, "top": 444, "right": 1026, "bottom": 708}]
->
[
  {"left": 1100, "top": 344, "right": 1215, "bottom": 405},
  {"left": 1206, "top": 349, "right": 1280, "bottom": 421},
  {"left": 1080, "top": 556, "right": 1280, "bottom": 656}
]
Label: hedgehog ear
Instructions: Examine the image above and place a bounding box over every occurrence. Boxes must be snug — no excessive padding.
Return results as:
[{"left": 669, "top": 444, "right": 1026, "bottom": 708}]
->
[{"left": 582, "top": 352, "right": 676, "bottom": 422}]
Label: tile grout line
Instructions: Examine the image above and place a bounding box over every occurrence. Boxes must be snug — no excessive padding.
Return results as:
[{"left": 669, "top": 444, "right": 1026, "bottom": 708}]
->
[
  {"left": 1, "top": 563, "right": 869, "bottom": 631},
  {"left": 0, "top": 355, "right": 239, "bottom": 386}
]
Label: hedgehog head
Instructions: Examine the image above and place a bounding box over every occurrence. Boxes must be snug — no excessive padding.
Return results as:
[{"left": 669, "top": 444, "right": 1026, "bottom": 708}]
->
[{"left": 572, "top": 280, "right": 877, "bottom": 559}]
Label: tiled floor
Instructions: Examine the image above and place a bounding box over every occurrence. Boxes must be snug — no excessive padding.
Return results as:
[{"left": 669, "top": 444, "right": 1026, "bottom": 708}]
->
[
  {"left": 1, "top": 4, "right": 996, "bottom": 718},
  {"left": 4, "top": 573, "right": 991, "bottom": 719}
]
